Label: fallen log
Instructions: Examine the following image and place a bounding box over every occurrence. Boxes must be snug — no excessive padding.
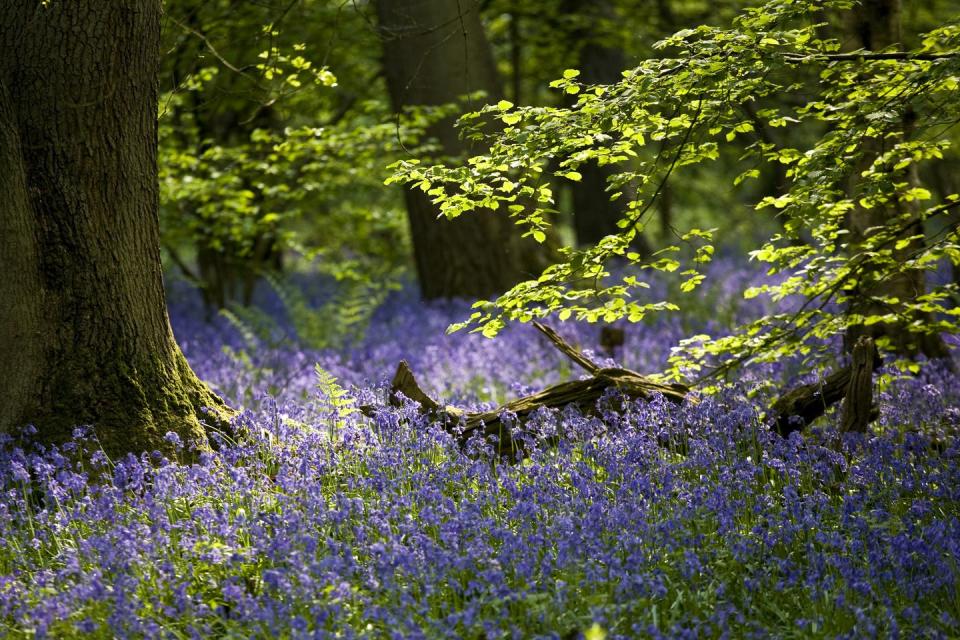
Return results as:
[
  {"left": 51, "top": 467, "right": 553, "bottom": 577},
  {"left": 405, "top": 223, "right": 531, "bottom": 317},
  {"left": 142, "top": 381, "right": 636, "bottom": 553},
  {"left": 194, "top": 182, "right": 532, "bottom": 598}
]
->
[
  {"left": 379, "top": 322, "right": 689, "bottom": 456},
  {"left": 385, "top": 361, "right": 689, "bottom": 456},
  {"left": 368, "top": 322, "right": 882, "bottom": 455}
]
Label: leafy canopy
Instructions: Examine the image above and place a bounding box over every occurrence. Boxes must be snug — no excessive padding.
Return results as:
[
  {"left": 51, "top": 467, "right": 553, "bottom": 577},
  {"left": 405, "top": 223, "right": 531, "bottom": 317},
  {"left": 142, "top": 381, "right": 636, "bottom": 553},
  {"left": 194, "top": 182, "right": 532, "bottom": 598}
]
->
[{"left": 388, "top": 0, "right": 960, "bottom": 380}]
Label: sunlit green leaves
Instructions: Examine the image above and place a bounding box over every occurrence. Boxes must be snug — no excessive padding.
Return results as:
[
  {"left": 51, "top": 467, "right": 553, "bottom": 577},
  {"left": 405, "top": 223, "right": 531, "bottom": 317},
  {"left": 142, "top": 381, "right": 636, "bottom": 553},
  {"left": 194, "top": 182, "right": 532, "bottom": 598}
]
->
[{"left": 386, "top": 0, "right": 960, "bottom": 380}]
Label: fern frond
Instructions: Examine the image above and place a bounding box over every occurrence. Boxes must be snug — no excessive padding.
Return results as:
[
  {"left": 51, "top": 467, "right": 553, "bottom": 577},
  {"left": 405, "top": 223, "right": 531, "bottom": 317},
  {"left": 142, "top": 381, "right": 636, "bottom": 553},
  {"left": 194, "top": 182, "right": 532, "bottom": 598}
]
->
[{"left": 315, "top": 364, "right": 359, "bottom": 432}]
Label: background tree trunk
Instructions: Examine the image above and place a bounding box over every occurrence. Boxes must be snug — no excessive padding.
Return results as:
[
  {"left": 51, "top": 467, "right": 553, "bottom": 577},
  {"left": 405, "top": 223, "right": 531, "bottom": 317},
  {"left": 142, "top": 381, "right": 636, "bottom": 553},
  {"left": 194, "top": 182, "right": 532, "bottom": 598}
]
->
[
  {"left": 0, "top": 0, "right": 225, "bottom": 455},
  {"left": 163, "top": 6, "right": 284, "bottom": 315},
  {"left": 377, "top": 0, "right": 552, "bottom": 299},
  {"left": 844, "top": 0, "right": 950, "bottom": 359},
  {"left": 850, "top": 0, "right": 901, "bottom": 50},
  {"left": 562, "top": 0, "right": 650, "bottom": 254}
]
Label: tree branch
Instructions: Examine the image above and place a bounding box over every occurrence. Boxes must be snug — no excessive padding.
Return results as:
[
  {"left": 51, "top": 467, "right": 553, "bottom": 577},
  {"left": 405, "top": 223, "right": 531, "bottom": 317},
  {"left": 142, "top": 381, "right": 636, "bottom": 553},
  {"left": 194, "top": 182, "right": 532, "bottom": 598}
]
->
[
  {"left": 785, "top": 51, "right": 959, "bottom": 63},
  {"left": 532, "top": 321, "right": 601, "bottom": 375}
]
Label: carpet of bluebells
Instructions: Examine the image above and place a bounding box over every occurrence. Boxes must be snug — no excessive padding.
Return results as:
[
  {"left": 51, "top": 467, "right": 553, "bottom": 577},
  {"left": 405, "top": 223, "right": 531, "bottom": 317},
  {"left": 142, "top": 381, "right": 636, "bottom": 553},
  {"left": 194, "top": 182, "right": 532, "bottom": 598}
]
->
[{"left": 2, "top": 258, "right": 960, "bottom": 639}]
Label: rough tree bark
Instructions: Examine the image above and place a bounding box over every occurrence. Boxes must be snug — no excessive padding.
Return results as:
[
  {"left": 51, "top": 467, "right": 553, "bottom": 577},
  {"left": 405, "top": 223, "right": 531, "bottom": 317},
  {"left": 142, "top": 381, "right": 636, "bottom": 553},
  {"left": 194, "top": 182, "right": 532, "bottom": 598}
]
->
[
  {"left": 0, "top": 1, "right": 226, "bottom": 455},
  {"left": 840, "top": 336, "right": 878, "bottom": 433},
  {"left": 376, "top": 0, "right": 552, "bottom": 299},
  {"left": 769, "top": 338, "right": 881, "bottom": 437}
]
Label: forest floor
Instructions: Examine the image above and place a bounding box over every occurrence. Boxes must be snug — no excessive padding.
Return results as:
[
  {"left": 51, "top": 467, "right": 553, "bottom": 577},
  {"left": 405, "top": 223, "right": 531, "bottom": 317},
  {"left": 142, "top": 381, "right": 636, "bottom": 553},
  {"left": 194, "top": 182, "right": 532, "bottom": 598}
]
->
[{"left": 2, "top": 257, "right": 959, "bottom": 639}]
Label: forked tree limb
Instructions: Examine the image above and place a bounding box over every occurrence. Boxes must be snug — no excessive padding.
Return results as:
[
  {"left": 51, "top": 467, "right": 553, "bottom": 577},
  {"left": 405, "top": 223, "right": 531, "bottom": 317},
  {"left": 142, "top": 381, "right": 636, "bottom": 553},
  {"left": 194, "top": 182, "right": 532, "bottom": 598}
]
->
[
  {"left": 381, "top": 325, "right": 689, "bottom": 456},
  {"left": 385, "top": 358, "right": 689, "bottom": 456}
]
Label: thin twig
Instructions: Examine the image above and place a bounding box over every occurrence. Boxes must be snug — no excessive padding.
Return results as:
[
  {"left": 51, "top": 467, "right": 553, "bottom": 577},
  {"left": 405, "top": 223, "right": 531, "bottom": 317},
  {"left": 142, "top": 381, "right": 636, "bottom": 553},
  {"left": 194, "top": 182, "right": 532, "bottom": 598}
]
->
[{"left": 166, "top": 15, "right": 265, "bottom": 90}]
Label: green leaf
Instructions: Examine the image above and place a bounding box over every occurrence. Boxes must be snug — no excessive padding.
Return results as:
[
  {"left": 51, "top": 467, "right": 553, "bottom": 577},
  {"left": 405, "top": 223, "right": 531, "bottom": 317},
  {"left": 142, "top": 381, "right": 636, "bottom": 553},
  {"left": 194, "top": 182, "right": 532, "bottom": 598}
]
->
[{"left": 584, "top": 623, "right": 606, "bottom": 640}]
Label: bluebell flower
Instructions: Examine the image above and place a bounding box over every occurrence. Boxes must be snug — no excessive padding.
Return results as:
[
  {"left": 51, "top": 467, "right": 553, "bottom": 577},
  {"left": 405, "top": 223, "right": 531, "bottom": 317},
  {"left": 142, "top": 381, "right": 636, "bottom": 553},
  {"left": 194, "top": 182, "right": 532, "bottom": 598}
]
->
[{"left": 163, "top": 431, "right": 183, "bottom": 449}]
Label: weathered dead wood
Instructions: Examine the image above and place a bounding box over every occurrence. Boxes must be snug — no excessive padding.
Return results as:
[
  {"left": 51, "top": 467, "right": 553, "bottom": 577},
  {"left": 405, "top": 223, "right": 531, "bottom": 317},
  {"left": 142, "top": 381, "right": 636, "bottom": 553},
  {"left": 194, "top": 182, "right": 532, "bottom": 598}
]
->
[
  {"left": 386, "top": 358, "right": 690, "bottom": 455},
  {"left": 371, "top": 323, "right": 887, "bottom": 457},
  {"left": 390, "top": 360, "right": 444, "bottom": 413},
  {"left": 840, "top": 336, "right": 878, "bottom": 433},
  {"left": 532, "top": 321, "right": 600, "bottom": 374},
  {"left": 380, "top": 324, "right": 689, "bottom": 456},
  {"left": 769, "top": 338, "right": 881, "bottom": 437}
]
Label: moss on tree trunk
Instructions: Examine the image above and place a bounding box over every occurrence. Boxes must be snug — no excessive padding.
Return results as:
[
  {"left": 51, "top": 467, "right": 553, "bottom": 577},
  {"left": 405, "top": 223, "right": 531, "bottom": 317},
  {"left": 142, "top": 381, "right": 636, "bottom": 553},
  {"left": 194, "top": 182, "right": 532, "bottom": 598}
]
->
[{"left": 0, "top": 0, "right": 228, "bottom": 456}]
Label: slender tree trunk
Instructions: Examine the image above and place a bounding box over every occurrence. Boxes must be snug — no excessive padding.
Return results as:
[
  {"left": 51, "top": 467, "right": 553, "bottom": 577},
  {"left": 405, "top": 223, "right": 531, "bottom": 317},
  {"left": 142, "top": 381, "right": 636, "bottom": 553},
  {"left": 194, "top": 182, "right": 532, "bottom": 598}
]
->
[
  {"left": 0, "top": 1, "right": 226, "bottom": 455},
  {"left": 377, "top": 0, "right": 552, "bottom": 299},
  {"left": 562, "top": 0, "right": 650, "bottom": 254},
  {"left": 850, "top": 0, "right": 901, "bottom": 50},
  {"left": 844, "top": 0, "right": 950, "bottom": 359},
  {"left": 163, "top": 5, "right": 283, "bottom": 314},
  {"left": 509, "top": 3, "right": 522, "bottom": 105}
]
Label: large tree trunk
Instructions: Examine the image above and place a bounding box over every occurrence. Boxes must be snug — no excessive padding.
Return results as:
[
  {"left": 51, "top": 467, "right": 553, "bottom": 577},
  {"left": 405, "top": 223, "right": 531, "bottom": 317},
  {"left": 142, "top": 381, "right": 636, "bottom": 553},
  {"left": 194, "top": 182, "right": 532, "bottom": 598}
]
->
[
  {"left": 0, "top": 1, "right": 226, "bottom": 455},
  {"left": 844, "top": 0, "right": 950, "bottom": 359},
  {"left": 562, "top": 0, "right": 650, "bottom": 254},
  {"left": 377, "top": 0, "right": 551, "bottom": 299}
]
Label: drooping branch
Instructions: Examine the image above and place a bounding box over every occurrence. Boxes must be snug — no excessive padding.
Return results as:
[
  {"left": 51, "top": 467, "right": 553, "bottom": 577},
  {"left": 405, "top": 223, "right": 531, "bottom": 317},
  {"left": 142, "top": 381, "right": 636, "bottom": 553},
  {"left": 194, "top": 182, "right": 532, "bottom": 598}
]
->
[{"left": 165, "top": 15, "right": 264, "bottom": 89}]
